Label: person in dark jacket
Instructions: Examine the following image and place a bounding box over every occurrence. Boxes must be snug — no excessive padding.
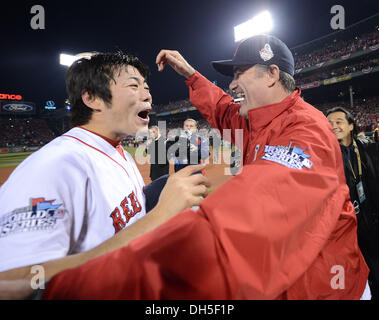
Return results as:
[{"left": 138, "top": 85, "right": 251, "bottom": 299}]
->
[
  {"left": 172, "top": 119, "right": 210, "bottom": 173},
  {"left": 327, "top": 106, "right": 379, "bottom": 300},
  {"left": 146, "top": 126, "right": 170, "bottom": 181}
]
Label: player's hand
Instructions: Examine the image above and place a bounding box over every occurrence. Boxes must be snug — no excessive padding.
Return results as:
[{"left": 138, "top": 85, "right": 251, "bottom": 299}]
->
[
  {"left": 156, "top": 164, "right": 210, "bottom": 218},
  {"left": 156, "top": 50, "right": 196, "bottom": 79}
]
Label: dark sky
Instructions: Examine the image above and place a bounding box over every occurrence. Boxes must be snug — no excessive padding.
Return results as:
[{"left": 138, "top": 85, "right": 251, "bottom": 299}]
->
[{"left": 0, "top": 0, "right": 377, "bottom": 109}]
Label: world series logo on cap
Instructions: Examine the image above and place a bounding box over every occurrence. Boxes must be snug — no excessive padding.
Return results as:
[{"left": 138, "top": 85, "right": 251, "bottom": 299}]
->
[{"left": 259, "top": 43, "right": 274, "bottom": 61}]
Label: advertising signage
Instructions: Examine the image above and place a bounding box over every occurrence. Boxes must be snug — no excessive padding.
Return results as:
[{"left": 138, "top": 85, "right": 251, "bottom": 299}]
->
[
  {"left": 1, "top": 101, "right": 36, "bottom": 115},
  {"left": 44, "top": 100, "right": 56, "bottom": 110},
  {"left": 0, "top": 93, "right": 23, "bottom": 100}
]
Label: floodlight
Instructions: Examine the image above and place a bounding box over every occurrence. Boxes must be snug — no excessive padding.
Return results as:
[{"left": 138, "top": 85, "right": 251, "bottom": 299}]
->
[
  {"left": 59, "top": 53, "right": 78, "bottom": 67},
  {"left": 60, "top": 52, "right": 95, "bottom": 67},
  {"left": 234, "top": 11, "right": 273, "bottom": 42}
]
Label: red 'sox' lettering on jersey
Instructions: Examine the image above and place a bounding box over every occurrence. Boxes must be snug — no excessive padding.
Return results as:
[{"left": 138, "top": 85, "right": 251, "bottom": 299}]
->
[{"left": 110, "top": 191, "right": 142, "bottom": 233}]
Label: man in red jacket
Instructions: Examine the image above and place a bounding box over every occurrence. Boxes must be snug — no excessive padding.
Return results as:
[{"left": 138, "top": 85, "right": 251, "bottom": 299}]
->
[{"left": 43, "top": 35, "right": 370, "bottom": 299}]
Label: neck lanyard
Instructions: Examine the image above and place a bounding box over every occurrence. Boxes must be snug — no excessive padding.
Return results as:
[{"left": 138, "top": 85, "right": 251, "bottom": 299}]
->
[{"left": 347, "top": 139, "right": 362, "bottom": 180}]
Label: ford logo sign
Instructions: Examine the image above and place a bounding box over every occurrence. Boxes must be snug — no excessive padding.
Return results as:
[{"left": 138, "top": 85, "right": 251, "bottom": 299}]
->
[{"left": 3, "top": 103, "right": 33, "bottom": 112}]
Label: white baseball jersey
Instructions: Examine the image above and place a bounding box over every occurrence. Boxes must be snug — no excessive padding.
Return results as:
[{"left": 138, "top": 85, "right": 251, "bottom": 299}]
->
[{"left": 0, "top": 127, "right": 146, "bottom": 272}]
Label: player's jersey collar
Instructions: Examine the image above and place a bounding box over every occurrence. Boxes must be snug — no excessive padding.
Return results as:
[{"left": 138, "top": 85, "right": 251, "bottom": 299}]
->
[{"left": 77, "top": 126, "right": 120, "bottom": 148}]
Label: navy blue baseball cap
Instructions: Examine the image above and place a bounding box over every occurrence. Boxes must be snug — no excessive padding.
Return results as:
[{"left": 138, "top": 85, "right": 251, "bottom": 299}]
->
[{"left": 211, "top": 34, "right": 294, "bottom": 77}]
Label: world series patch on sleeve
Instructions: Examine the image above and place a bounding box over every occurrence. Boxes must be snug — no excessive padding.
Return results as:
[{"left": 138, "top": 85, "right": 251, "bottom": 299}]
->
[
  {"left": 0, "top": 197, "right": 66, "bottom": 238},
  {"left": 262, "top": 142, "right": 313, "bottom": 170}
]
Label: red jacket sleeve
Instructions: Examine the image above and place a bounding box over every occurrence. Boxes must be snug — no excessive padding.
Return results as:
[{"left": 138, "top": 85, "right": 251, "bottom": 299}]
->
[{"left": 43, "top": 109, "right": 368, "bottom": 299}]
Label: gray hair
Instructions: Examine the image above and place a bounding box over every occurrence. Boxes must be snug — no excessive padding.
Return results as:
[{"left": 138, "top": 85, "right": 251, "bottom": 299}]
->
[{"left": 254, "top": 64, "right": 296, "bottom": 94}]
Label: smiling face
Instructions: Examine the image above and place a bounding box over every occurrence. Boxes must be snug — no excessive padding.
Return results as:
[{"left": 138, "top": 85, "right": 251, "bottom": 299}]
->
[
  {"left": 327, "top": 111, "right": 354, "bottom": 146},
  {"left": 85, "top": 65, "right": 152, "bottom": 141},
  {"left": 229, "top": 65, "right": 273, "bottom": 118}
]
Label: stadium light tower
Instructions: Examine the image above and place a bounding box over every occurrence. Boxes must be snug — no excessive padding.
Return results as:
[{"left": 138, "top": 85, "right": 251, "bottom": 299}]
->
[
  {"left": 59, "top": 53, "right": 78, "bottom": 67},
  {"left": 59, "top": 52, "right": 94, "bottom": 67},
  {"left": 234, "top": 11, "right": 273, "bottom": 42}
]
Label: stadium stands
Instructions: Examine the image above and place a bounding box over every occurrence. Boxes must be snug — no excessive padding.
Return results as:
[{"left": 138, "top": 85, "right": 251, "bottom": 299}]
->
[
  {"left": 148, "top": 21, "right": 379, "bottom": 143},
  {"left": 1, "top": 19, "right": 378, "bottom": 149},
  {"left": 296, "top": 57, "right": 378, "bottom": 86},
  {"left": 293, "top": 31, "right": 377, "bottom": 70},
  {"left": 0, "top": 117, "right": 56, "bottom": 148}
]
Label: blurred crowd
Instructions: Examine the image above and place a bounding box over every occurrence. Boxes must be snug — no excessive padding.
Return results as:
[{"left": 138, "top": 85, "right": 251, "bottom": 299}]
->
[
  {"left": 293, "top": 31, "right": 378, "bottom": 70},
  {"left": 0, "top": 117, "right": 56, "bottom": 148},
  {"left": 317, "top": 96, "right": 379, "bottom": 133},
  {"left": 134, "top": 96, "right": 379, "bottom": 144},
  {"left": 1, "top": 96, "right": 378, "bottom": 149},
  {"left": 296, "top": 57, "right": 378, "bottom": 86},
  {"left": 152, "top": 88, "right": 239, "bottom": 114},
  {"left": 151, "top": 31, "right": 378, "bottom": 114},
  {"left": 1, "top": 28, "right": 378, "bottom": 149},
  {"left": 153, "top": 99, "right": 193, "bottom": 113}
]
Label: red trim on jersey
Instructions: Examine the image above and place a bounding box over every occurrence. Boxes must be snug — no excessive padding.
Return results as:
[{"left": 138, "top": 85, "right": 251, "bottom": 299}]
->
[
  {"left": 78, "top": 127, "right": 126, "bottom": 160},
  {"left": 116, "top": 145, "right": 126, "bottom": 161},
  {"left": 62, "top": 134, "right": 132, "bottom": 180},
  {"left": 62, "top": 134, "right": 144, "bottom": 202},
  {"left": 77, "top": 126, "right": 120, "bottom": 147}
]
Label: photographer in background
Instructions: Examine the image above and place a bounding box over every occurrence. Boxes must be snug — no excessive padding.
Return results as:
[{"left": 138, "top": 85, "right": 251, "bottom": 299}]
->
[{"left": 171, "top": 119, "right": 209, "bottom": 173}]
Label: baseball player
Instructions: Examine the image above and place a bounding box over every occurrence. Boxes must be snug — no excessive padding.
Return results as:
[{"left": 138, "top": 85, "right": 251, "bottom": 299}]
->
[
  {"left": 42, "top": 35, "right": 369, "bottom": 300},
  {"left": 0, "top": 52, "right": 210, "bottom": 288}
]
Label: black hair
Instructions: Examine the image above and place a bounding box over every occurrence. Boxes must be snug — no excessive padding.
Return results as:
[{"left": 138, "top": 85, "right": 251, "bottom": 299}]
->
[
  {"left": 65, "top": 51, "right": 150, "bottom": 127},
  {"left": 326, "top": 106, "right": 357, "bottom": 139}
]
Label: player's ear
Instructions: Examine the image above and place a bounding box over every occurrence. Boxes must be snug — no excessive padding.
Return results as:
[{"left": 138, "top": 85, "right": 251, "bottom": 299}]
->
[
  {"left": 81, "top": 91, "right": 103, "bottom": 112},
  {"left": 267, "top": 64, "right": 280, "bottom": 87}
]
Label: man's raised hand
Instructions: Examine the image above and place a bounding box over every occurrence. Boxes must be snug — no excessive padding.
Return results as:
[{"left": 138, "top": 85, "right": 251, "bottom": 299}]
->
[{"left": 156, "top": 50, "right": 196, "bottom": 79}]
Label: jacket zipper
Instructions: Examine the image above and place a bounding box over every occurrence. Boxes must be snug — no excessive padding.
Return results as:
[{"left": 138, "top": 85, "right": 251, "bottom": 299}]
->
[{"left": 254, "top": 144, "right": 260, "bottom": 162}]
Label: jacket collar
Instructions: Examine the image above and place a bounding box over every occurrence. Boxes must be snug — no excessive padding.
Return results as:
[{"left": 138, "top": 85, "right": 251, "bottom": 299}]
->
[{"left": 248, "top": 88, "right": 301, "bottom": 134}]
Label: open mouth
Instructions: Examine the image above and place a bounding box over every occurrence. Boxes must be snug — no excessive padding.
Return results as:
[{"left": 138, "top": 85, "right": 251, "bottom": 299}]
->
[
  {"left": 234, "top": 92, "right": 245, "bottom": 103},
  {"left": 138, "top": 109, "right": 150, "bottom": 120}
]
